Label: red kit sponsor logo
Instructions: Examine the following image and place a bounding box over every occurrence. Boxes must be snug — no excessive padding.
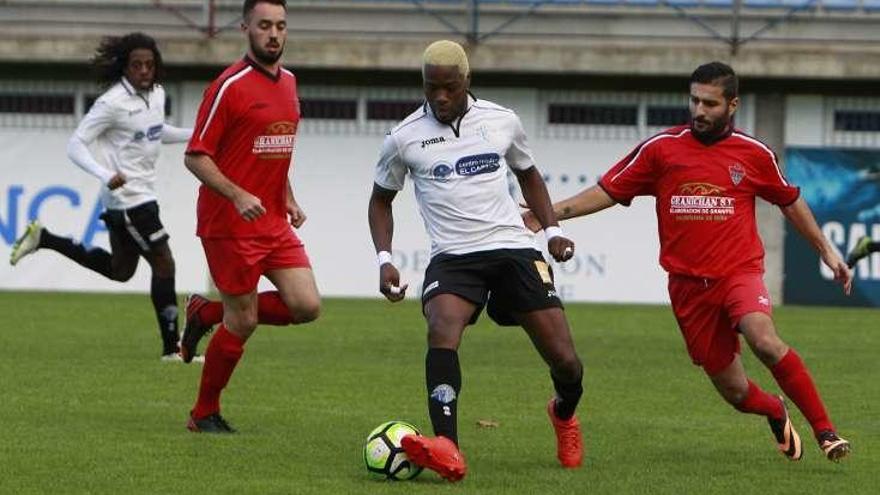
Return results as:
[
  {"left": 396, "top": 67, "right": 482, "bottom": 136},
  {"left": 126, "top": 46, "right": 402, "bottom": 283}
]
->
[
  {"left": 670, "top": 182, "right": 735, "bottom": 221},
  {"left": 253, "top": 120, "right": 297, "bottom": 156}
]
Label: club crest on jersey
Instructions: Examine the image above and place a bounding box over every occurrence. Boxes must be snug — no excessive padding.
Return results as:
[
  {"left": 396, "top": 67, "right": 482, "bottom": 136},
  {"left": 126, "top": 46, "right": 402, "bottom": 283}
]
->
[
  {"left": 729, "top": 163, "right": 746, "bottom": 186},
  {"left": 476, "top": 124, "right": 490, "bottom": 142},
  {"left": 431, "top": 162, "right": 453, "bottom": 182},
  {"left": 455, "top": 153, "right": 500, "bottom": 176}
]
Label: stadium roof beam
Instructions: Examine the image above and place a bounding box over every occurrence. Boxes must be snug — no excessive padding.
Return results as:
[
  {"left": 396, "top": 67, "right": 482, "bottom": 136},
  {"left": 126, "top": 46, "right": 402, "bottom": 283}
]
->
[
  {"left": 2, "top": 1, "right": 879, "bottom": 79},
  {"left": 733, "top": 0, "right": 821, "bottom": 51},
  {"left": 658, "top": 0, "right": 823, "bottom": 55},
  {"left": 150, "top": 0, "right": 246, "bottom": 38},
  {"left": 403, "top": 0, "right": 826, "bottom": 56}
]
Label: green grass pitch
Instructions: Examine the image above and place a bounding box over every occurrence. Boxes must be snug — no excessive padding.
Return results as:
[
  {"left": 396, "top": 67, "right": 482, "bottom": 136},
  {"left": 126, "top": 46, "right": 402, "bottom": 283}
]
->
[{"left": 0, "top": 292, "right": 876, "bottom": 494}]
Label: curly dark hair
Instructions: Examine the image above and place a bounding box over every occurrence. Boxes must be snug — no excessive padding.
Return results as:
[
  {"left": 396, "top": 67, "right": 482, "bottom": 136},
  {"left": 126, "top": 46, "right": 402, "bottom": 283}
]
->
[{"left": 91, "top": 32, "right": 163, "bottom": 88}]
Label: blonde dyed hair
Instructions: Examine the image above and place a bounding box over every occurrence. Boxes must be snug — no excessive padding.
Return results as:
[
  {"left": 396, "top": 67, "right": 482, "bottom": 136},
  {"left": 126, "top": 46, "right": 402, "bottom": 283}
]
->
[{"left": 422, "top": 40, "right": 469, "bottom": 78}]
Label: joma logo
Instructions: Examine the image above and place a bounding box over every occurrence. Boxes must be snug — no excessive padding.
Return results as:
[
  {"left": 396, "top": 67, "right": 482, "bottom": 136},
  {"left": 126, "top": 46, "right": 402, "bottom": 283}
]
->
[{"left": 421, "top": 136, "right": 446, "bottom": 148}]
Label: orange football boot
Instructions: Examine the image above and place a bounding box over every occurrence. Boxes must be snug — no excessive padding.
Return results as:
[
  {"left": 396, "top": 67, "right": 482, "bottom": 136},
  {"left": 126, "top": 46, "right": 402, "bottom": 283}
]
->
[
  {"left": 547, "top": 398, "right": 583, "bottom": 468},
  {"left": 400, "top": 434, "right": 467, "bottom": 482}
]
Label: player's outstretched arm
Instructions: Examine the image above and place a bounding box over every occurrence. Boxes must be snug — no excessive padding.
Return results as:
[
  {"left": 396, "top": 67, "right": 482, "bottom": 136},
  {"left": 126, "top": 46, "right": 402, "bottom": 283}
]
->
[
  {"left": 556, "top": 185, "right": 618, "bottom": 221},
  {"left": 184, "top": 153, "right": 266, "bottom": 222},
  {"left": 161, "top": 123, "right": 193, "bottom": 144},
  {"left": 368, "top": 184, "right": 407, "bottom": 302},
  {"left": 781, "top": 197, "right": 852, "bottom": 295},
  {"left": 522, "top": 184, "right": 617, "bottom": 233},
  {"left": 515, "top": 166, "right": 575, "bottom": 262}
]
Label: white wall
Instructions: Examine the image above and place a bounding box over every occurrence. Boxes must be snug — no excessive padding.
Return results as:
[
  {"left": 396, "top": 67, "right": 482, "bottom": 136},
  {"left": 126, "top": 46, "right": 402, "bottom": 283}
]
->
[
  {"left": 3, "top": 83, "right": 757, "bottom": 303},
  {"left": 0, "top": 130, "right": 202, "bottom": 292}
]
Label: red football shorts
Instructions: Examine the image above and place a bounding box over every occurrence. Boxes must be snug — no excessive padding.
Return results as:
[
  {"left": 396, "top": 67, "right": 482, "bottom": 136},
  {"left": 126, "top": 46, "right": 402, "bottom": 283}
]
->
[
  {"left": 201, "top": 229, "right": 311, "bottom": 295},
  {"left": 668, "top": 272, "right": 773, "bottom": 376}
]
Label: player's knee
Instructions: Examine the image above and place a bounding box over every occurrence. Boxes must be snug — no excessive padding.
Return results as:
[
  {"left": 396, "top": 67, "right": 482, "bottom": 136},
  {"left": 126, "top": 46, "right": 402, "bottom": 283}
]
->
[
  {"left": 750, "top": 333, "right": 787, "bottom": 365},
  {"left": 149, "top": 249, "right": 175, "bottom": 278},
  {"left": 427, "top": 312, "right": 465, "bottom": 334},
  {"left": 552, "top": 355, "right": 583, "bottom": 383},
  {"left": 715, "top": 379, "right": 749, "bottom": 406},
  {"left": 155, "top": 256, "right": 175, "bottom": 278},
  {"left": 227, "top": 312, "right": 258, "bottom": 334},
  {"left": 727, "top": 386, "right": 750, "bottom": 408},
  {"left": 110, "top": 263, "right": 137, "bottom": 282},
  {"left": 293, "top": 299, "right": 321, "bottom": 324}
]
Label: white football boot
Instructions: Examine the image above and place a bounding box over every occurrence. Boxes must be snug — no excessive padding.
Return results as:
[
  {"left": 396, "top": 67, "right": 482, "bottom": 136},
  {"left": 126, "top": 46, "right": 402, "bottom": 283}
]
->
[{"left": 10, "top": 220, "right": 43, "bottom": 266}]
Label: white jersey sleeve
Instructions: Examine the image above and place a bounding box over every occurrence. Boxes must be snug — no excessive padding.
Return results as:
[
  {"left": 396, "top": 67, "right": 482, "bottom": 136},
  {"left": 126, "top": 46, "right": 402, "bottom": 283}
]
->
[
  {"left": 374, "top": 132, "right": 408, "bottom": 191},
  {"left": 74, "top": 99, "right": 118, "bottom": 144},
  {"left": 67, "top": 99, "right": 119, "bottom": 184},
  {"left": 504, "top": 114, "right": 536, "bottom": 171},
  {"left": 160, "top": 123, "right": 193, "bottom": 144}
]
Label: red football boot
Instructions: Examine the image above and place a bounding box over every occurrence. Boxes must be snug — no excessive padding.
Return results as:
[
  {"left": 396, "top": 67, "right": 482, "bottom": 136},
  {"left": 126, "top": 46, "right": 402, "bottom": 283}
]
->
[
  {"left": 547, "top": 398, "right": 583, "bottom": 468},
  {"left": 400, "top": 434, "right": 467, "bottom": 482},
  {"left": 180, "top": 294, "right": 214, "bottom": 364}
]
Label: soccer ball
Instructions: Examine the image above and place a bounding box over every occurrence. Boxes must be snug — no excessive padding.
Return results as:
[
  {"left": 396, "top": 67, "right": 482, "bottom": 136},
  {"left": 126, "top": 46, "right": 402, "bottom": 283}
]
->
[{"left": 363, "top": 420, "right": 424, "bottom": 480}]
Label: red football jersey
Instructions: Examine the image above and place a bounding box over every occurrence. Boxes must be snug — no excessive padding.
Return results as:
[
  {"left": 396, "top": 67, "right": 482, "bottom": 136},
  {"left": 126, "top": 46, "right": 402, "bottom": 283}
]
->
[
  {"left": 599, "top": 125, "right": 799, "bottom": 279},
  {"left": 187, "top": 57, "right": 300, "bottom": 238}
]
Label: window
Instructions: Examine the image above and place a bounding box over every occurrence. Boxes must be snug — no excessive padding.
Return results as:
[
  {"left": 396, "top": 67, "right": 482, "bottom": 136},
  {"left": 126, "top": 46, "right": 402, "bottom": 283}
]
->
[
  {"left": 647, "top": 106, "right": 689, "bottom": 127},
  {"left": 0, "top": 94, "right": 74, "bottom": 114},
  {"left": 548, "top": 104, "right": 637, "bottom": 125},
  {"left": 300, "top": 98, "right": 357, "bottom": 120},
  {"left": 366, "top": 100, "right": 422, "bottom": 121},
  {"left": 834, "top": 111, "right": 880, "bottom": 132}
]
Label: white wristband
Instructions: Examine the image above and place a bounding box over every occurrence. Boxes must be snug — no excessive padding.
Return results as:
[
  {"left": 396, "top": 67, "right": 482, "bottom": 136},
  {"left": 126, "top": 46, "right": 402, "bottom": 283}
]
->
[
  {"left": 377, "top": 250, "right": 393, "bottom": 266},
  {"left": 544, "top": 226, "right": 564, "bottom": 240}
]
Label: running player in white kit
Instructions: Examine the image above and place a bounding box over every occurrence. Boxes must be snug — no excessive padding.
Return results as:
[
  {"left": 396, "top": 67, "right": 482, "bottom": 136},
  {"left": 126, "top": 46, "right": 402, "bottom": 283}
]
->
[
  {"left": 9, "top": 33, "right": 195, "bottom": 362},
  {"left": 367, "top": 40, "right": 585, "bottom": 481}
]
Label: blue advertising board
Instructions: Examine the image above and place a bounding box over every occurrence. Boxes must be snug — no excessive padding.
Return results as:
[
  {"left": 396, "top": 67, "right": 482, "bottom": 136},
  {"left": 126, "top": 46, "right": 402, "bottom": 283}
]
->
[{"left": 784, "top": 148, "right": 880, "bottom": 307}]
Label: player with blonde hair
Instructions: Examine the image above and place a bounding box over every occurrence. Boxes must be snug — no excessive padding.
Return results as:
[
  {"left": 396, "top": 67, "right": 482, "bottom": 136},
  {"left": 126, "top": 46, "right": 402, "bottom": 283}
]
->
[{"left": 368, "top": 40, "right": 585, "bottom": 480}]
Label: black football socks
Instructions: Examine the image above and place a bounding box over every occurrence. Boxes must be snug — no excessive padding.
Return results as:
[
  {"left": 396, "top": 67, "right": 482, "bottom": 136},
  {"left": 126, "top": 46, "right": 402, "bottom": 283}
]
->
[
  {"left": 551, "top": 369, "right": 583, "bottom": 421},
  {"left": 151, "top": 276, "right": 180, "bottom": 355},
  {"left": 38, "top": 228, "right": 113, "bottom": 278},
  {"left": 426, "top": 348, "right": 461, "bottom": 445}
]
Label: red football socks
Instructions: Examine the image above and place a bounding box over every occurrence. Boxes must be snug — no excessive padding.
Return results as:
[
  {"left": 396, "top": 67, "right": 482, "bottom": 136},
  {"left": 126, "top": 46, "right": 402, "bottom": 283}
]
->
[
  {"left": 257, "top": 291, "right": 293, "bottom": 325},
  {"left": 199, "top": 299, "right": 223, "bottom": 326},
  {"left": 771, "top": 349, "right": 834, "bottom": 437},
  {"left": 735, "top": 379, "right": 784, "bottom": 419},
  {"left": 197, "top": 291, "right": 292, "bottom": 326},
  {"left": 191, "top": 325, "right": 244, "bottom": 419}
]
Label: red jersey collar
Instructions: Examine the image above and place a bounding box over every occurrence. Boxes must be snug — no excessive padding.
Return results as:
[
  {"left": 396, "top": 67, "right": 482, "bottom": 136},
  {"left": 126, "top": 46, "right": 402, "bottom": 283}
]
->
[
  {"left": 243, "top": 55, "right": 282, "bottom": 82},
  {"left": 689, "top": 122, "right": 735, "bottom": 146}
]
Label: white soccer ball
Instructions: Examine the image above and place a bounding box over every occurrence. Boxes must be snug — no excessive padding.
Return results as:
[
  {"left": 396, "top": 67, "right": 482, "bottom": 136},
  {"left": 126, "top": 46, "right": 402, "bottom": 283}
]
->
[{"left": 363, "top": 420, "right": 424, "bottom": 480}]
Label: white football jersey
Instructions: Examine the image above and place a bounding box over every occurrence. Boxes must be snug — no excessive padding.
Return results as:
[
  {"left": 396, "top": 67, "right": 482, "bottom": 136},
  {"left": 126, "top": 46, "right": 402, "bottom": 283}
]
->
[
  {"left": 71, "top": 78, "right": 189, "bottom": 210},
  {"left": 374, "top": 96, "right": 537, "bottom": 257}
]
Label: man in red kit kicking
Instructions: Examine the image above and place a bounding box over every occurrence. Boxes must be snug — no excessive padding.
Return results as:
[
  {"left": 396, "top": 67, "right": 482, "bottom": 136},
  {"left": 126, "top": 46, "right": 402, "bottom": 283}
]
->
[
  {"left": 524, "top": 62, "right": 852, "bottom": 462},
  {"left": 181, "top": 0, "right": 320, "bottom": 433}
]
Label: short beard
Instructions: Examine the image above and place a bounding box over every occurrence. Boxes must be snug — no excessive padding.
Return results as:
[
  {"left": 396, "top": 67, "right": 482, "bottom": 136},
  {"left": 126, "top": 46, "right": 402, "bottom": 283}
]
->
[
  {"left": 691, "top": 116, "right": 731, "bottom": 142},
  {"left": 249, "top": 36, "right": 283, "bottom": 65}
]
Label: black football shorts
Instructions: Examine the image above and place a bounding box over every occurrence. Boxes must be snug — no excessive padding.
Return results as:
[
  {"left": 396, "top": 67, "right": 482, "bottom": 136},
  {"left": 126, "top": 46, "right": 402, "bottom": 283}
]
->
[
  {"left": 100, "top": 200, "right": 169, "bottom": 254},
  {"left": 420, "top": 248, "right": 563, "bottom": 326}
]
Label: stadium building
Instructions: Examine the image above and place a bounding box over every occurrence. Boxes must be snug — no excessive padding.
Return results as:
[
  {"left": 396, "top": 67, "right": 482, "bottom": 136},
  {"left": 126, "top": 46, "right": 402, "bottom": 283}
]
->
[{"left": 1, "top": 0, "right": 878, "bottom": 305}]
